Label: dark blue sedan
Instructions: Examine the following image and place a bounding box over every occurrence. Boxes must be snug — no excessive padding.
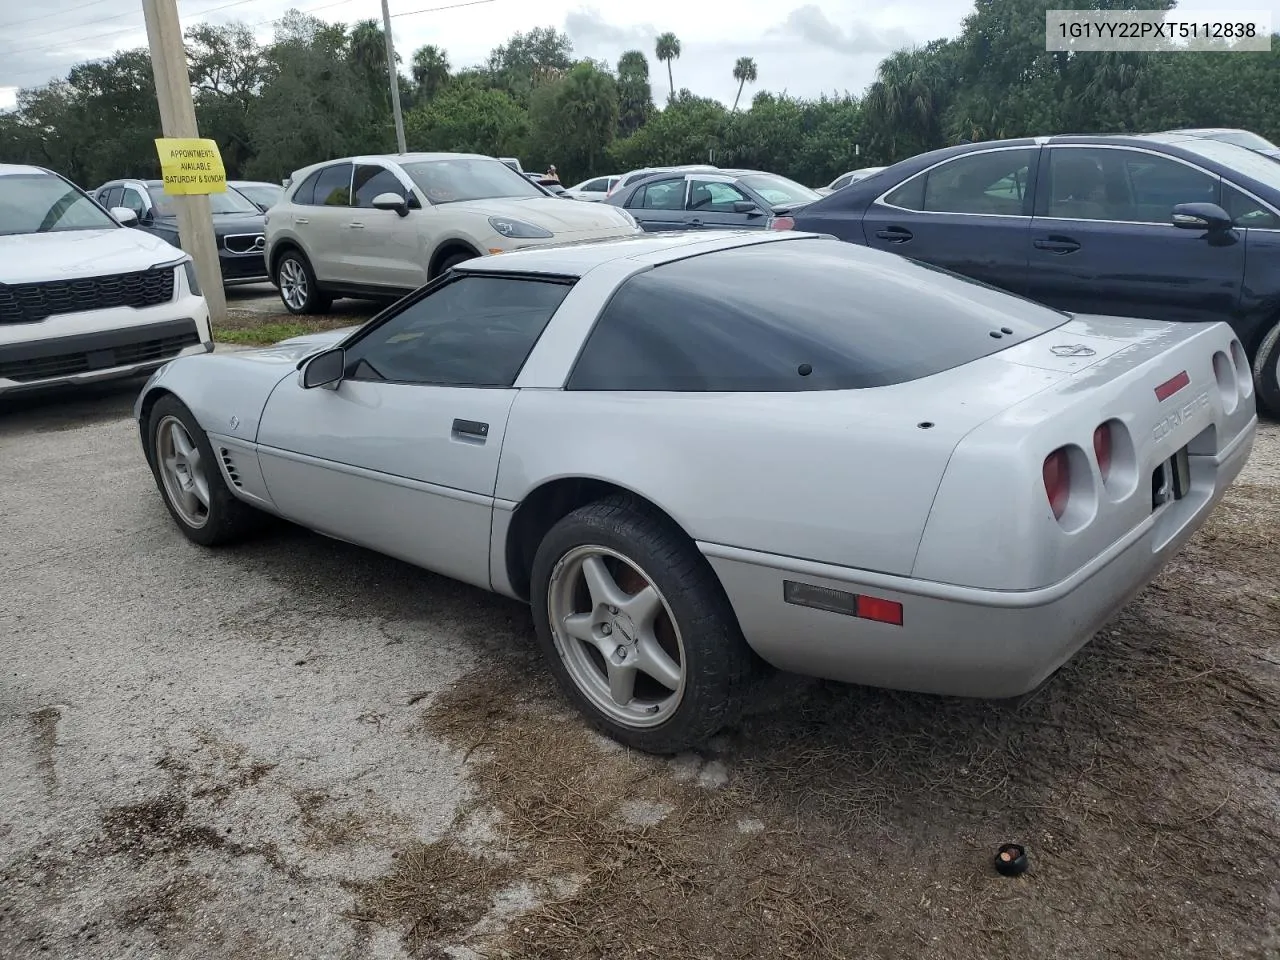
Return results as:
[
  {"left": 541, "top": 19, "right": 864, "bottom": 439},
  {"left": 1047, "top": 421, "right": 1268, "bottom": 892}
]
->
[
  {"left": 604, "top": 169, "right": 821, "bottom": 233},
  {"left": 785, "top": 133, "right": 1280, "bottom": 416}
]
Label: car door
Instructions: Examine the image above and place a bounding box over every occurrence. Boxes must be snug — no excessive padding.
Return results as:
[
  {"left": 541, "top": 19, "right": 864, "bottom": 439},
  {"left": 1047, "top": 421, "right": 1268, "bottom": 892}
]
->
[
  {"left": 684, "top": 177, "right": 761, "bottom": 230},
  {"left": 253, "top": 272, "right": 574, "bottom": 590},
  {"left": 343, "top": 162, "right": 428, "bottom": 292},
  {"left": 297, "top": 162, "right": 355, "bottom": 284},
  {"left": 860, "top": 145, "right": 1040, "bottom": 296},
  {"left": 624, "top": 176, "right": 689, "bottom": 232},
  {"left": 1025, "top": 145, "right": 1245, "bottom": 323}
]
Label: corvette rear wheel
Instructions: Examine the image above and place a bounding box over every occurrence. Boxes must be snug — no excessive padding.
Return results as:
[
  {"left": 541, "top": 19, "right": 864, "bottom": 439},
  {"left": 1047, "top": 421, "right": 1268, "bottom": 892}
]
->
[
  {"left": 1252, "top": 319, "right": 1280, "bottom": 420},
  {"left": 530, "top": 494, "right": 759, "bottom": 754},
  {"left": 148, "top": 395, "right": 261, "bottom": 547}
]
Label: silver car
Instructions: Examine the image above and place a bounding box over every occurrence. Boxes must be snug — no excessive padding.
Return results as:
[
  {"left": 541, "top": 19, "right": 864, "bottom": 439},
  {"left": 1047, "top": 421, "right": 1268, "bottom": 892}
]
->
[{"left": 133, "top": 230, "right": 1256, "bottom": 753}]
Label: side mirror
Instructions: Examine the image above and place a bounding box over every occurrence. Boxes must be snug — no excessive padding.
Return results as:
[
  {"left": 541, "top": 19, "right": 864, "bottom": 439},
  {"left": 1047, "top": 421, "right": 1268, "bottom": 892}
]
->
[
  {"left": 111, "top": 207, "right": 139, "bottom": 227},
  {"left": 372, "top": 192, "right": 410, "bottom": 217},
  {"left": 299, "top": 347, "right": 346, "bottom": 389},
  {"left": 1172, "top": 202, "right": 1233, "bottom": 233},
  {"left": 733, "top": 200, "right": 763, "bottom": 216}
]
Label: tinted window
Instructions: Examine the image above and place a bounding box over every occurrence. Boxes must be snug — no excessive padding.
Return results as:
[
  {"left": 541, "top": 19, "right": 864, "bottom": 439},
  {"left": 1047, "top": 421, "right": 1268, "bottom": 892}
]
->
[
  {"left": 353, "top": 164, "right": 407, "bottom": 207},
  {"left": 292, "top": 170, "right": 323, "bottom": 206},
  {"left": 101, "top": 186, "right": 123, "bottom": 208},
  {"left": 580, "top": 178, "right": 608, "bottom": 192},
  {"left": 632, "top": 179, "right": 684, "bottom": 210},
  {"left": 567, "top": 239, "right": 1068, "bottom": 392},
  {"left": 884, "top": 174, "right": 926, "bottom": 210},
  {"left": 344, "top": 275, "right": 572, "bottom": 387},
  {"left": 311, "top": 163, "right": 353, "bottom": 206},
  {"left": 830, "top": 175, "right": 852, "bottom": 190},
  {"left": 145, "top": 184, "right": 257, "bottom": 216},
  {"left": 918, "top": 149, "right": 1035, "bottom": 215},
  {"left": 687, "top": 179, "right": 750, "bottom": 212},
  {"left": 1222, "top": 183, "right": 1279, "bottom": 228},
  {"left": 0, "top": 173, "right": 117, "bottom": 235},
  {"left": 120, "top": 187, "right": 147, "bottom": 216},
  {"left": 737, "top": 174, "right": 820, "bottom": 206},
  {"left": 1043, "top": 148, "right": 1216, "bottom": 222}
]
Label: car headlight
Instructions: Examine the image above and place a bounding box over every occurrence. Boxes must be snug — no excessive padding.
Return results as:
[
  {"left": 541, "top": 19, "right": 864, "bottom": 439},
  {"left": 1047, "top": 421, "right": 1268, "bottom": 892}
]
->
[
  {"left": 488, "top": 216, "right": 553, "bottom": 239},
  {"left": 182, "top": 259, "right": 201, "bottom": 296}
]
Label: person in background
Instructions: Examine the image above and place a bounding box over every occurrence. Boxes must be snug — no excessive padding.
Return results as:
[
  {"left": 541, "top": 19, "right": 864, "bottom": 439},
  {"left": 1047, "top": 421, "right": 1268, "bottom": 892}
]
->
[{"left": 545, "top": 165, "right": 560, "bottom": 182}]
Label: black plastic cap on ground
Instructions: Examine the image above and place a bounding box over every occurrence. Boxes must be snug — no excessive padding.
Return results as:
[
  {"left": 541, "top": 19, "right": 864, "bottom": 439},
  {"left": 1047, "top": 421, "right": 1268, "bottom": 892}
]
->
[{"left": 994, "top": 843, "right": 1028, "bottom": 877}]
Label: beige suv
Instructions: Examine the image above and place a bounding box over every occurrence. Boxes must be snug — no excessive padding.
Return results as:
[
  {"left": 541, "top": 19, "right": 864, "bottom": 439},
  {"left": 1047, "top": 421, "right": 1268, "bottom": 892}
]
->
[{"left": 264, "top": 152, "right": 641, "bottom": 313}]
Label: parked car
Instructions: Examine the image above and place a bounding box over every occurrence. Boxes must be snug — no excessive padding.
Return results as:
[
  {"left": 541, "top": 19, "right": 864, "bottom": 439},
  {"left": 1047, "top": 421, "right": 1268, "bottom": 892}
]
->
[
  {"left": 229, "top": 180, "right": 285, "bottom": 212},
  {"left": 1163, "top": 128, "right": 1280, "bottom": 161},
  {"left": 499, "top": 157, "right": 525, "bottom": 173},
  {"left": 91, "top": 178, "right": 269, "bottom": 286},
  {"left": 133, "top": 229, "right": 1254, "bottom": 752},
  {"left": 264, "top": 152, "right": 641, "bottom": 313},
  {"left": 785, "top": 133, "right": 1280, "bottom": 416},
  {"left": 564, "top": 175, "right": 621, "bottom": 201},
  {"left": 605, "top": 164, "right": 720, "bottom": 199},
  {"left": 604, "top": 169, "right": 820, "bottom": 232},
  {"left": 525, "top": 173, "right": 570, "bottom": 197},
  {"left": 817, "top": 166, "right": 886, "bottom": 195},
  {"left": 0, "top": 164, "right": 211, "bottom": 396}
]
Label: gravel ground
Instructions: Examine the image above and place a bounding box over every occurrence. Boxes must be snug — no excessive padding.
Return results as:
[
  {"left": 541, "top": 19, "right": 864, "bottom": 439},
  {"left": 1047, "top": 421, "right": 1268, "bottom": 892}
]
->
[{"left": 1, "top": 380, "right": 1277, "bottom": 960}]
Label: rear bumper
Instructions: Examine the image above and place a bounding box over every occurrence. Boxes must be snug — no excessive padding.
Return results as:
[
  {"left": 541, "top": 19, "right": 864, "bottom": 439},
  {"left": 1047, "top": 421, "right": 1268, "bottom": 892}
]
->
[
  {"left": 0, "top": 298, "right": 213, "bottom": 396},
  {"left": 703, "top": 416, "right": 1256, "bottom": 698}
]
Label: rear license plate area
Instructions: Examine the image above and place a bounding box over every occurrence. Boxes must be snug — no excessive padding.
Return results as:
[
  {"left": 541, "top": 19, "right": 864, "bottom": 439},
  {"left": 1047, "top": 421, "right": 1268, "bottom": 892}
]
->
[{"left": 1151, "top": 445, "right": 1191, "bottom": 511}]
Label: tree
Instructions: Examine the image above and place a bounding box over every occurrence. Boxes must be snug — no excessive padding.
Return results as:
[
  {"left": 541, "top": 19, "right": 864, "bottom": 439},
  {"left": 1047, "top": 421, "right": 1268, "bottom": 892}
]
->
[
  {"left": 526, "top": 61, "right": 619, "bottom": 180},
  {"left": 731, "top": 57, "right": 757, "bottom": 113},
  {"left": 609, "top": 89, "right": 725, "bottom": 170},
  {"left": 404, "top": 84, "right": 526, "bottom": 156},
  {"left": 411, "top": 44, "right": 450, "bottom": 100},
  {"left": 655, "top": 32, "right": 681, "bottom": 103},
  {"left": 186, "top": 23, "right": 267, "bottom": 177},
  {"left": 616, "top": 50, "right": 653, "bottom": 136},
  {"left": 486, "top": 26, "right": 574, "bottom": 102}
]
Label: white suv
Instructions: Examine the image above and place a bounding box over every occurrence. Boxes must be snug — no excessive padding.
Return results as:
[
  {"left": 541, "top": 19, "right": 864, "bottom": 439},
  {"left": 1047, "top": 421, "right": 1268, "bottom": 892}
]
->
[
  {"left": 0, "top": 164, "right": 212, "bottom": 397},
  {"left": 264, "top": 152, "right": 642, "bottom": 313}
]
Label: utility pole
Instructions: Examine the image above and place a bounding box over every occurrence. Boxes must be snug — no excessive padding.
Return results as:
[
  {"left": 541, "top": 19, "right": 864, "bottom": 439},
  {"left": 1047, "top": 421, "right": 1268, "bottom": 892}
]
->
[
  {"left": 140, "top": 0, "right": 226, "bottom": 326},
  {"left": 380, "top": 0, "right": 407, "bottom": 154}
]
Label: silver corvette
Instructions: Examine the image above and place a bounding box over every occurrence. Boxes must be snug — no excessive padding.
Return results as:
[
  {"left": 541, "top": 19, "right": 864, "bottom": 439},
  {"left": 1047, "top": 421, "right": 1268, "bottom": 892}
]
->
[{"left": 134, "top": 230, "right": 1257, "bottom": 753}]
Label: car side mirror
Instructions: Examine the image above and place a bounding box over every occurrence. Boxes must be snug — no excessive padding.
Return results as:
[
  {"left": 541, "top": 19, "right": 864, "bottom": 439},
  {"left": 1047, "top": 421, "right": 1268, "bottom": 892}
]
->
[
  {"left": 733, "top": 200, "right": 763, "bottom": 216},
  {"left": 371, "top": 192, "right": 410, "bottom": 217},
  {"left": 1172, "top": 202, "right": 1233, "bottom": 233},
  {"left": 111, "top": 206, "right": 139, "bottom": 227},
  {"left": 299, "top": 347, "right": 346, "bottom": 389}
]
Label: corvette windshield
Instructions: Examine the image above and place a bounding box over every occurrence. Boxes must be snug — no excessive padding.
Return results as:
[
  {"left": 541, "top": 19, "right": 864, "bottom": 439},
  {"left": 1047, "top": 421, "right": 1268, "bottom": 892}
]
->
[
  {"left": 0, "top": 173, "right": 118, "bottom": 235},
  {"left": 400, "top": 158, "right": 546, "bottom": 204}
]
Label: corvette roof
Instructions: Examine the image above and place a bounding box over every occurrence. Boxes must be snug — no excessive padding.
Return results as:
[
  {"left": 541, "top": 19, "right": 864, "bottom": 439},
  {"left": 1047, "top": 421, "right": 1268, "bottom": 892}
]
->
[{"left": 455, "top": 229, "right": 820, "bottom": 278}]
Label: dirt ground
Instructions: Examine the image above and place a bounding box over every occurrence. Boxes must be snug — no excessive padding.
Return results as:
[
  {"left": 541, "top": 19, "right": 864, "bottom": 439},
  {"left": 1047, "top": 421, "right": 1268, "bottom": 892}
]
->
[{"left": 1, "top": 385, "right": 1277, "bottom": 960}]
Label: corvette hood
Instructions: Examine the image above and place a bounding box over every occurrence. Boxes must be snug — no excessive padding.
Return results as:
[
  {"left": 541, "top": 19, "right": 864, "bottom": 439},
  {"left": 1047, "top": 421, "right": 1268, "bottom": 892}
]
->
[
  {"left": 0, "top": 229, "right": 184, "bottom": 283},
  {"left": 453, "top": 197, "right": 634, "bottom": 232}
]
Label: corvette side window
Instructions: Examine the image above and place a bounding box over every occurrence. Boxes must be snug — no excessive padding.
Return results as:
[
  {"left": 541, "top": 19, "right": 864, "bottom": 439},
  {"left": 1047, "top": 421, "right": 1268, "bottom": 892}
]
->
[{"left": 343, "top": 275, "right": 573, "bottom": 387}]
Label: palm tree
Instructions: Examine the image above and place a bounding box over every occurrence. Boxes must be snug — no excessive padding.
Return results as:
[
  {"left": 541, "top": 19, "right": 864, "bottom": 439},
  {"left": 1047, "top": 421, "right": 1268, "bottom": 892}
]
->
[
  {"left": 731, "top": 56, "right": 757, "bottom": 112},
  {"left": 411, "top": 44, "right": 450, "bottom": 100},
  {"left": 655, "top": 32, "right": 680, "bottom": 102}
]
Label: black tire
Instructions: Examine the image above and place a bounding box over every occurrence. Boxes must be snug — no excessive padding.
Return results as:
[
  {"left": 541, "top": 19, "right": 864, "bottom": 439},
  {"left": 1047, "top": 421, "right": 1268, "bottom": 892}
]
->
[
  {"left": 435, "top": 250, "right": 477, "bottom": 277},
  {"left": 530, "top": 494, "right": 761, "bottom": 754},
  {"left": 274, "top": 248, "right": 332, "bottom": 315},
  {"left": 1252, "top": 319, "right": 1280, "bottom": 420},
  {"left": 146, "top": 395, "right": 261, "bottom": 547}
]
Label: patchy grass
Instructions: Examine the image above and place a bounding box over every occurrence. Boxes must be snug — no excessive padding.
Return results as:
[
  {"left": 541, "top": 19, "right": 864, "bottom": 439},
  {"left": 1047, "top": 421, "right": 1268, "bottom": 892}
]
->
[
  {"left": 213, "top": 313, "right": 359, "bottom": 346},
  {"left": 353, "top": 477, "right": 1280, "bottom": 959}
]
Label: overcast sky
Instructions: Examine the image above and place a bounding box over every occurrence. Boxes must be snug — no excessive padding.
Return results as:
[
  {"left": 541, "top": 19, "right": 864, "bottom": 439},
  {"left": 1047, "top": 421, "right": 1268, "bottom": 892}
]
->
[{"left": 1, "top": 0, "right": 1275, "bottom": 111}]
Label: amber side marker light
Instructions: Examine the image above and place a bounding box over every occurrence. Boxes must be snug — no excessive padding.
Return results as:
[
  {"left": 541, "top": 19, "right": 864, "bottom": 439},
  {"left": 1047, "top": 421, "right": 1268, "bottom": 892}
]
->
[{"left": 1155, "top": 370, "right": 1190, "bottom": 403}]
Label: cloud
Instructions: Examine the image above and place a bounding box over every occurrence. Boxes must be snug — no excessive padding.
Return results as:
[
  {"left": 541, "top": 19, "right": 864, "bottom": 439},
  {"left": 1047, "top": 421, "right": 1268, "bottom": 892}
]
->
[
  {"left": 563, "top": 7, "right": 658, "bottom": 50},
  {"left": 767, "top": 4, "right": 916, "bottom": 56}
]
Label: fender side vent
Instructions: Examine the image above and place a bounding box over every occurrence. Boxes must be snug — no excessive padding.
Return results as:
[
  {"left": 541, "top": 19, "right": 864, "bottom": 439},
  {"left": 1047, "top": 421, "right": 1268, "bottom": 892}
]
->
[{"left": 219, "top": 447, "right": 243, "bottom": 488}]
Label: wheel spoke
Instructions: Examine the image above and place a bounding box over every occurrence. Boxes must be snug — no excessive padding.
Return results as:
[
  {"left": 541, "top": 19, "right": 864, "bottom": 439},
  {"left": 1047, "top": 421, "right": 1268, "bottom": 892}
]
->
[
  {"left": 562, "top": 612, "right": 596, "bottom": 644},
  {"left": 169, "top": 422, "right": 194, "bottom": 459},
  {"left": 580, "top": 555, "right": 628, "bottom": 611},
  {"left": 635, "top": 634, "right": 682, "bottom": 691},
  {"left": 190, "top": 471, "right": 211, "bottom": 508},
  {"left": 606, "top": 660, "right": 637, "bottom": 706},
  {"left": 619, "top": 585, "right": 662, "bottom": 632}
]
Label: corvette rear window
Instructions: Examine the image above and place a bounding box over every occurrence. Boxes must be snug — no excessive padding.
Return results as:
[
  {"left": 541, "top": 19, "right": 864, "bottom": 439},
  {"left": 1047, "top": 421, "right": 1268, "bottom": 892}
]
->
[{"left": 566, "top": 238, "right": 1069, "bottom": 392}]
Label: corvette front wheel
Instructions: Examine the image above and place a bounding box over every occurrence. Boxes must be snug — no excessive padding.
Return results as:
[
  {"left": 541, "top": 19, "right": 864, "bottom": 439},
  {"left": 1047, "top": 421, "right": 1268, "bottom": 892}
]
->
[
  {"left": 530, "top": 494, "right": 760, "bottom": 754},
  {"left": 1252, "top": 319, "right": 1280, "bottom": 420}
]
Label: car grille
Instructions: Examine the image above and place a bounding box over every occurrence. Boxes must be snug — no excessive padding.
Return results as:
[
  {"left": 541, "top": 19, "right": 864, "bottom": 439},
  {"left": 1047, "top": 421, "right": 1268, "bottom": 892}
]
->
[
  {"left": 223, "top": 233, "right": 265, "bottom": 255},
  {"left": 0, "top": 320, "right": 200, "bottom": 383},
  {"left": 0, "top": 266, "right": 176, "bottom": 325}
]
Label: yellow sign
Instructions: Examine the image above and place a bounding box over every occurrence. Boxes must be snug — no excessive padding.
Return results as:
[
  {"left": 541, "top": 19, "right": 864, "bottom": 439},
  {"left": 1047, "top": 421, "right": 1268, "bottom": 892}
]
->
[{"left": 154, "top": 137, "right": 227, "bottom": 195}]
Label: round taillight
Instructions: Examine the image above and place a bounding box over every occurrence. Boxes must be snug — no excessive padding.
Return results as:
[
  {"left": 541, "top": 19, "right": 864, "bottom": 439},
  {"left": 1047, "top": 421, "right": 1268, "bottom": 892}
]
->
[
  {"left": 1043, "top": 448, "right": 1071, "bottom": 520},
  {"left": 1093, "top": 423, "right": 1113, "bottom": 481}
]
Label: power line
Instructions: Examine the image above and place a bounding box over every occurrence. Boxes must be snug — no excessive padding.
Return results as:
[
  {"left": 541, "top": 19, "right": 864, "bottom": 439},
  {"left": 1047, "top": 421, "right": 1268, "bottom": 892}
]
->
[{"left": 389, "top": 0, "right": 494, "bottom": 19}]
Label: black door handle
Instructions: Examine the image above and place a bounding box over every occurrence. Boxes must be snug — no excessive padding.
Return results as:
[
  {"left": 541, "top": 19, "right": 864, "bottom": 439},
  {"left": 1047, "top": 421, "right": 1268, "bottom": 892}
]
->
[
  {"left": 451, "top": 419, "right": 489, "bottom": 439},
  {"left": 1033, "top": 236, "right": 1081, "bottom": 254},
  {"left": 687, "top": 218, "right": 703, "bottom": 227},
  {"left": 875, "top": 227, "right": 912, "bottom": 242}
]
